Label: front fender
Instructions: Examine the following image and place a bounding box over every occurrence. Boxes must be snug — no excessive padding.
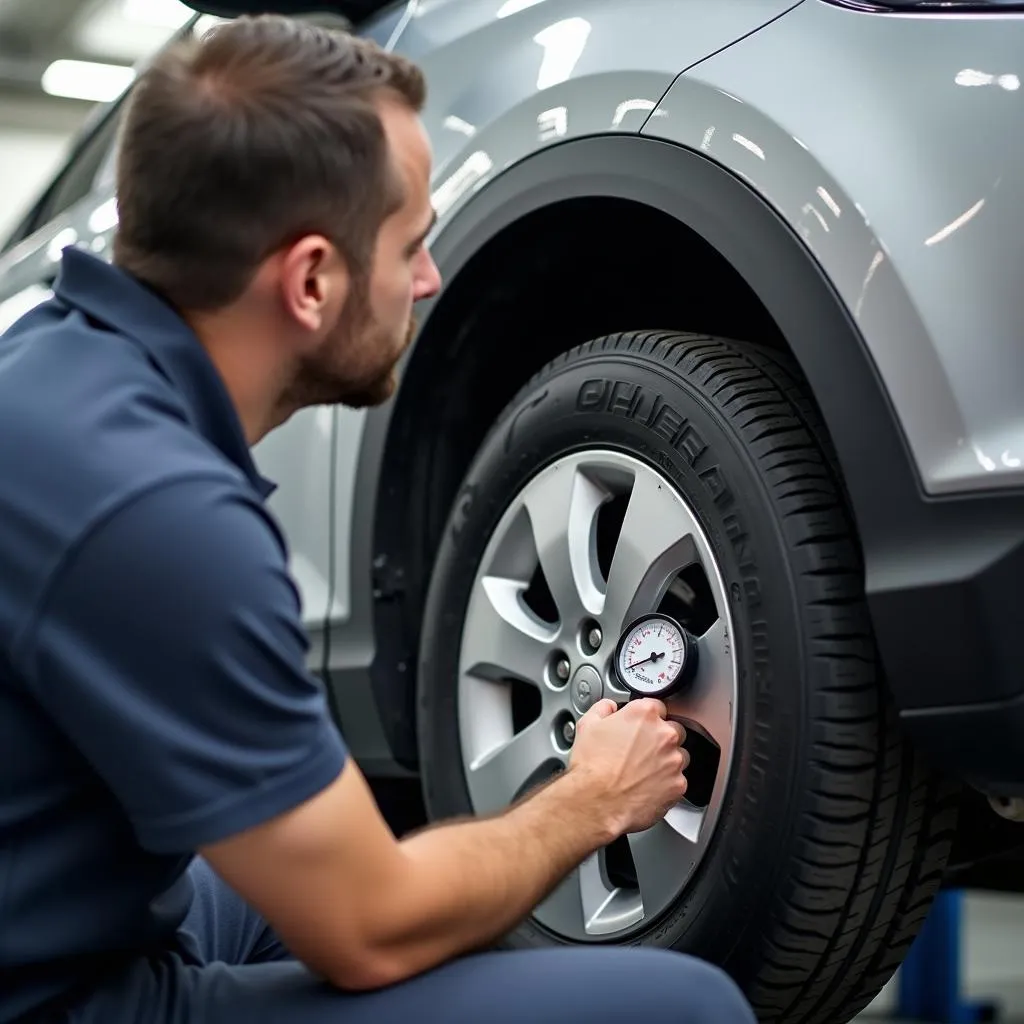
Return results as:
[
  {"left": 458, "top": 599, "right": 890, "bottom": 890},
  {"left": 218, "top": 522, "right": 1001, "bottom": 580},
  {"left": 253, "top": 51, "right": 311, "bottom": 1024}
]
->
[
  {"left": 393, "top": 0, "right": 801, "bottom": 221},
  {"left": 643, "top": 0, "right": 1024, "bottom": 499},
  {"left": 635, "top": 2, "right": 1024, "bottom": 790},
  {"left": 358, "top": 131, "right": 925, "bottom": 766}
]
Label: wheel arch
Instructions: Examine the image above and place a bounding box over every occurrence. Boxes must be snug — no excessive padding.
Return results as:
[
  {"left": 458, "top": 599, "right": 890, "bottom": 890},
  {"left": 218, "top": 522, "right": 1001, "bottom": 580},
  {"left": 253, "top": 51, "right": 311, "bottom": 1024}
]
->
[{"left": 358, "top": 132, "right": 919, "bottom": 769}]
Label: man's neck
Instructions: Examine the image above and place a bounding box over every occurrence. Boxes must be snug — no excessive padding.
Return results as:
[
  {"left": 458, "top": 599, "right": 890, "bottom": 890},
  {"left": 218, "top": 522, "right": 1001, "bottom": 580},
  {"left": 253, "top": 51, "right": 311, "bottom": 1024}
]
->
[{"left": 183, "top": 308, "right": 292, "bottom": 447}]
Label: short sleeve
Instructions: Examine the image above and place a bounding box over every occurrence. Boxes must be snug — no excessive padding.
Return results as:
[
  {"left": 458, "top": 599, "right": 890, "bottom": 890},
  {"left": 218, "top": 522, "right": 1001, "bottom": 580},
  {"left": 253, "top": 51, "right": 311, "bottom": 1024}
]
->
[{"left": 15, "top": 476, "right": 347, "bottom": 854}]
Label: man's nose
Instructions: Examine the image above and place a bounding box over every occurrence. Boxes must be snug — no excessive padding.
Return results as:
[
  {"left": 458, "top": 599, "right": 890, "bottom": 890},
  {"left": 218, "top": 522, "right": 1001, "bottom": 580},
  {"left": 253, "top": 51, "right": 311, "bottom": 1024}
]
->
[{"left": 414, "top": 250, "right": 442, "bottom": 302}]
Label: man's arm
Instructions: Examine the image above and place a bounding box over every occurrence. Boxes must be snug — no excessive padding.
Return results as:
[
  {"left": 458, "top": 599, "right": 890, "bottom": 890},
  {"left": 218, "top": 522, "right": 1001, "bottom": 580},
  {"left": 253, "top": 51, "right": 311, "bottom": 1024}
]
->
[
  {"left": 201, "top": 694, "right": 687, "bottom": 990},
  {"left": 200, "top": 750, "right": 613, "bottom": 989}
]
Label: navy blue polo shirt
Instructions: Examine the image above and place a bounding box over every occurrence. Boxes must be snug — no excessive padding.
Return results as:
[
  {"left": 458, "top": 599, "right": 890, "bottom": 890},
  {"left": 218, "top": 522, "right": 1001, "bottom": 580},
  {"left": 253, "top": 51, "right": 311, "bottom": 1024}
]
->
[{"left": 0, "top": 248, "right": 347, "bottom": 1022}]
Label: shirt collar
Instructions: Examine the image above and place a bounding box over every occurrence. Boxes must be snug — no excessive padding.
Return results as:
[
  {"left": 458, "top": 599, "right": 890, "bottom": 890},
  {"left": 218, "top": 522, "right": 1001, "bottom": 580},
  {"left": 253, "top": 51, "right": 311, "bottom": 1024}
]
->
[{"left": 53, "top": 248, "right": 275, "bottom": 500}]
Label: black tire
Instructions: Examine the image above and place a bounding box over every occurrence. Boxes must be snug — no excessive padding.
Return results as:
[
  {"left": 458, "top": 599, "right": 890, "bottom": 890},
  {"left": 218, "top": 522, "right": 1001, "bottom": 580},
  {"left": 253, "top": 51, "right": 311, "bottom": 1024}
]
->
[{"left": 417, "top": 331, "right": 959, "bottom": 1024}]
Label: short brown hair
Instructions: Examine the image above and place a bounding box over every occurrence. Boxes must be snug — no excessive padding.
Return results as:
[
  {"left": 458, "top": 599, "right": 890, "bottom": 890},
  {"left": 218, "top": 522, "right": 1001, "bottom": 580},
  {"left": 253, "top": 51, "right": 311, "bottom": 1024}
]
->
[{"left": 112, "top": 14, "right": 425, "bottom": 310}]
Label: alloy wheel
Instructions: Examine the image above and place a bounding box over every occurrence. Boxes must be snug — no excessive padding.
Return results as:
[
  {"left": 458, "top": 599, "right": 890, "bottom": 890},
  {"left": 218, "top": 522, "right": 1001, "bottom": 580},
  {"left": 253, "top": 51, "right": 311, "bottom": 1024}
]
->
[{"left": 457, "top": 449, "right": 739, "bottom": 941}]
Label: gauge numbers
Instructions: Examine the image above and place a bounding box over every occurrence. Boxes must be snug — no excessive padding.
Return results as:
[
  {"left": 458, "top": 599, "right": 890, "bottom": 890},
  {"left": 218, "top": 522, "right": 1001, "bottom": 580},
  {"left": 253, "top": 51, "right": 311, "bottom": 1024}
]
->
[{"left": 614, "top": 613, "right": 697, "bottom": 698}]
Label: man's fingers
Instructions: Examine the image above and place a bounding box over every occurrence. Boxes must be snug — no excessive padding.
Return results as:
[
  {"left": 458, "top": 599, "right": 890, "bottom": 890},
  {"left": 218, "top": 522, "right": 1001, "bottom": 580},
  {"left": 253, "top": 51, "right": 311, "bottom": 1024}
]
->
[
  {"left": 666, "top": 719, "right": 688, "bottom": 747},
  {"left": 620, "top": 697, "right": 665, "bottom": 719},
  {"left": 582, "top": 698, "right": 618, "bottom": 722},
  {"left": 638, "top": 697, "right": 669, "bottom": 719}
]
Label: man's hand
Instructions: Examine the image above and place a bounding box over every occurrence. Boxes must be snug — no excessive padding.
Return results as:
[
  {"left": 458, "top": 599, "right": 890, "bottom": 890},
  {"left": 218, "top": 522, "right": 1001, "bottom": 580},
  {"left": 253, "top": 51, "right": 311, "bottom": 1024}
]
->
[
  {"left": 199, "top": 698, "right": 690, "bottom": 992},
  {"left": 569, "top": 697, "right": 690, "bottom": 835}
]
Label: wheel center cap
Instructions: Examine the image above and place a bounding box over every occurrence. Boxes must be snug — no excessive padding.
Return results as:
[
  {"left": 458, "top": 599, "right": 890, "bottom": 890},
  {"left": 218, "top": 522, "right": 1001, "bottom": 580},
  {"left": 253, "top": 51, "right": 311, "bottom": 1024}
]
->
[{"left": 570, "top": 664, "right": 603, "bottom": 714}]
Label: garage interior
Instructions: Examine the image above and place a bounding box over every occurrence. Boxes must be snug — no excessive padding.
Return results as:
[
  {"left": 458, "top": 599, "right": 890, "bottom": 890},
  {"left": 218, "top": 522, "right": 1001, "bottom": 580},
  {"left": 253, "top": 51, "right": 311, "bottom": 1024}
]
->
[{"left": 0, "top": 1, "right": 1021, "bottom": 1022}]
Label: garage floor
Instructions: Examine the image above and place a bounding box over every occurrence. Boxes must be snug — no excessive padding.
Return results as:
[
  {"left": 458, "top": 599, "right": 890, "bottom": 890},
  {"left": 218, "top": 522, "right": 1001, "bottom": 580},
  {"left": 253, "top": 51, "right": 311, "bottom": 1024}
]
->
[{"left": 853, "top": 891, "right": 1024, "bottom": 1023}]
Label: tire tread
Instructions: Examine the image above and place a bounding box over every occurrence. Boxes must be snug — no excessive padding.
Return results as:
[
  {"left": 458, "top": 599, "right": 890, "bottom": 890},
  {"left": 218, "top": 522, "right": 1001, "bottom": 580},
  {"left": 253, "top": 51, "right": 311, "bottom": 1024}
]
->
[{"left": 562, "top": 331, "right": 957, "bottom": 1024}]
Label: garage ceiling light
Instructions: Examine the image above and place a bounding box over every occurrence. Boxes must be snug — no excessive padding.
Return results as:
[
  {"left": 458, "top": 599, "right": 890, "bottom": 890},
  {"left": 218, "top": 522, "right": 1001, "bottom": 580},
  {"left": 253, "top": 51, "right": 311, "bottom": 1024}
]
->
[
  {"left": 41, "top": 59, "right": 135, "bottom": 103},
  {"left": 122, "top": 0, "right": 193, "bottom": 29},
  {"left": 76, "top": 0, "right": 191, "bottom": 64}
]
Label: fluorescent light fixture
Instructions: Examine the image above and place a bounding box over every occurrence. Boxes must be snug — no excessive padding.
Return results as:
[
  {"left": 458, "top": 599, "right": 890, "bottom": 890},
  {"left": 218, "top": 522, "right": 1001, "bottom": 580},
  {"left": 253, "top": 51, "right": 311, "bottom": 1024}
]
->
[
  {"left": 76, "top": 0, "right": 193, "bottom": 62},
  {"left": 41, "top": 59, "right": 135, "bottom": 103},
  {"left": 122, "top": 0, "right": 193, "bottom": 28}
]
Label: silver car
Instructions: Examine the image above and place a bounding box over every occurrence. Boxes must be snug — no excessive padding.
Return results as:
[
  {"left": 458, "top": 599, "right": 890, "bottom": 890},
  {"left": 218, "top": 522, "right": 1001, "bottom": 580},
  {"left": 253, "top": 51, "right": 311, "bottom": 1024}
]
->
[{"left": 2, "top": 1, "right": 1022, "bottom": 1020}]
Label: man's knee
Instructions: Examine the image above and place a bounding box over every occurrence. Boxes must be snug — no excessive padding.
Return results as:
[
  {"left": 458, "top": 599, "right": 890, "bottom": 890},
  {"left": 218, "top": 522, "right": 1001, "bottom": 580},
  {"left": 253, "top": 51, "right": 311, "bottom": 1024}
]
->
[
  {"left": 524, "top": 946, "right": 754, "bottom": 1023},
  {"left": 598, "top": 948, "right": 755, "bottom": 1023},
  {"left": 668, "top": 955, "right": 756, "bottom": 1023}
]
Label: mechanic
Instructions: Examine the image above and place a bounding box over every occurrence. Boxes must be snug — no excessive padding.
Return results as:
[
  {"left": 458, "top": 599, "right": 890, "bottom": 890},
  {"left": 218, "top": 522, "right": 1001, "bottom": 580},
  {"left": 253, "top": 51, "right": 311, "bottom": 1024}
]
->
[{"left": 0, "top": 14, "right": 756, "bottom": 1024}]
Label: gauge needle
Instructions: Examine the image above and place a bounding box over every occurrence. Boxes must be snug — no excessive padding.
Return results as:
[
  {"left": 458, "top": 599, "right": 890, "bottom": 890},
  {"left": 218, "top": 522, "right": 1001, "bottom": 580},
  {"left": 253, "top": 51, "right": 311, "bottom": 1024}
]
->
[{"left": 627, "top": 650, "right": 665, "bottom": 670}]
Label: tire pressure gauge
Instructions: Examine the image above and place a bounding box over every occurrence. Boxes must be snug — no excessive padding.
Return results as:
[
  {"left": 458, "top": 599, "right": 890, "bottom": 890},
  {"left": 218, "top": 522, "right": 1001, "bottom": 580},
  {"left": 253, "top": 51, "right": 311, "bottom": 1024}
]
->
[{"left": 613, "top": 613, "right": 699, "bottom": 699}]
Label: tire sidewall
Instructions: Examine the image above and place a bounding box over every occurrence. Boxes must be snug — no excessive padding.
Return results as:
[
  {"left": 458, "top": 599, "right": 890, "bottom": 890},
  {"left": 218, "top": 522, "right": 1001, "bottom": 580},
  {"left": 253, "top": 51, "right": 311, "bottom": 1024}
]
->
[{"left": 418, "top": 349, "right": 810, "bottom": 979}]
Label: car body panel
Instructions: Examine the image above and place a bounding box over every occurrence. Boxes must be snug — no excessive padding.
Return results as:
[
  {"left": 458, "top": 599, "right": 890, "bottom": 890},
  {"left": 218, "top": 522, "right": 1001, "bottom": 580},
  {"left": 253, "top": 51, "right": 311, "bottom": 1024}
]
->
[
  {"left": 396, "top": 0, "right": 800, "bottom": 224},
  {"left": 642, "top": 0, "right": 1024, "bottom": 497}
]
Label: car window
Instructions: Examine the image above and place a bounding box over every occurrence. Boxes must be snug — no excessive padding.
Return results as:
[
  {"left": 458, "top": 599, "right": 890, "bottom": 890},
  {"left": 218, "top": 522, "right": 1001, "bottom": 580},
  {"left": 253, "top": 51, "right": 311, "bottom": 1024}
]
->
[
  {"left": 0, "top": 101, "right": 119, "bottom": 253},
  {"left": 2, "top": 14, "right": 227, "bottom": 253},
  {"left": 27, "top": 105, "right": 124, "bottom": 235}
]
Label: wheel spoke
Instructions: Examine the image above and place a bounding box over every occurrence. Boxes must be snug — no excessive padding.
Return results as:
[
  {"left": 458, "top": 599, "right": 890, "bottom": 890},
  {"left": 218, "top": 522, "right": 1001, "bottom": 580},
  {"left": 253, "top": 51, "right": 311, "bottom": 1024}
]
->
[
  {"left": 604, "top": 673, "right": 633, "bottom": 704},
  {"left": 664, "top": 800, "right": 706, "bottom": 844},
  {"left": 666, "top": 617, "right": 734, "bottom": 750},
  {"left": 461, "top": 576, "right": 555, "bottom": 685},
  {"left": 534, "top": 852, "right": 643, "bottom": 937},
  {"left": 579, "top": 852, "right": 639, "bottom": 935},
  {"left": 578, "top": 852, "right": 616, "bottom": 932},
  {"left": 464, "top": 718, "right": 558, "bottom": 816},
  {"left": 628, "top": 816, "right": 700, "bottom": 921},
  {"left": 522, "top": 463, "right": 608, "bottom": 621},
  {"left": 534, "top": 859, "right": 588, "bottom": 935},
  {"left": 602, "top": 470, "right": 700, "bottom": 634}
]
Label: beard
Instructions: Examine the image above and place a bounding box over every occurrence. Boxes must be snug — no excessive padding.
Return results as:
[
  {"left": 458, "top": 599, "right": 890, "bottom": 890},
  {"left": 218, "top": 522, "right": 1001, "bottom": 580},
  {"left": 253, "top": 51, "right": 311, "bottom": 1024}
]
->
[{"left": 284, "top": 301, "right": 417, "bottom": 413}]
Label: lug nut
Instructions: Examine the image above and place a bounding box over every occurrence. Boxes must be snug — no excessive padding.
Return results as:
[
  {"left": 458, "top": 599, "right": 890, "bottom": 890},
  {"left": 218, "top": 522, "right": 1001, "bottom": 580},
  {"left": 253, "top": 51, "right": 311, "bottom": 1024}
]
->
[
  {"left": 588, "top": 626, "right": 602, "bottom": 650},
  {"left": 562, "top": 719, "right": 576, "bottom": 745},
  {"left": 555, "top": 657, "right": 571, "bottom": 681}
]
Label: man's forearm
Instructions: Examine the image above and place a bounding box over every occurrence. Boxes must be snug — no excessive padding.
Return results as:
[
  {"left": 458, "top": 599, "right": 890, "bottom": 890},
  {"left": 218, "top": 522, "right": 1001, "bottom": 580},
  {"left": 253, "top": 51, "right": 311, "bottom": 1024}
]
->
[{"left": 371, "top": 766, "right": 614, "bottom": 980}]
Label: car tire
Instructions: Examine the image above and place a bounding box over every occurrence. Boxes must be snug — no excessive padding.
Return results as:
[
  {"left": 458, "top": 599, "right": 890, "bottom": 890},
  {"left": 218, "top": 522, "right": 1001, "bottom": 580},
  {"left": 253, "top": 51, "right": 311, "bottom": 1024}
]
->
[{"left": 417, "top": 331, "right": 959, "bottom": 1024}]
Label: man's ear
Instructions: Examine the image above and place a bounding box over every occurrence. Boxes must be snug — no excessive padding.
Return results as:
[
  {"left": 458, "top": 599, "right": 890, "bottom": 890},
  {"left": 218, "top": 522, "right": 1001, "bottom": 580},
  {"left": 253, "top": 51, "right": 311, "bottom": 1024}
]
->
[{"left": 278, "top": 234, "right": 350, "bottom": 339}]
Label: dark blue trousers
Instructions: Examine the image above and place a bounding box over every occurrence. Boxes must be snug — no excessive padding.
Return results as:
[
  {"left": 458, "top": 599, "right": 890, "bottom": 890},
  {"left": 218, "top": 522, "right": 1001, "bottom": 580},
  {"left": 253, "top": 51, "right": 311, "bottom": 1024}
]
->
[{"left": 65, "top": 859, "right": 756, "bottom": 1023}]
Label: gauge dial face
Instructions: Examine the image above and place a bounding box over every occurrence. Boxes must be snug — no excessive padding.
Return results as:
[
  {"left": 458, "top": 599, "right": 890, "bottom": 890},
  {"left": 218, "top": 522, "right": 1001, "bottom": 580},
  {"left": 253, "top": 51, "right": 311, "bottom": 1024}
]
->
[{"left": 615, "top": 615, "right": 688, "bottom": 697}]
